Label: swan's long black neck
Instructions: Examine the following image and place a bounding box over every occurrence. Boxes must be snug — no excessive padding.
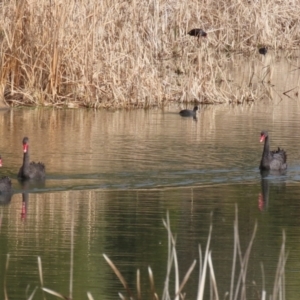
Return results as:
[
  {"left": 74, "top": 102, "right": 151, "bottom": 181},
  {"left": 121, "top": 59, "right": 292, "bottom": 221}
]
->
[
  {"left": 23, "top": 147, "right": 30, "bottom": 168},
  {"left": 262, "top": 135, "right": 270, "bottom": 158}
]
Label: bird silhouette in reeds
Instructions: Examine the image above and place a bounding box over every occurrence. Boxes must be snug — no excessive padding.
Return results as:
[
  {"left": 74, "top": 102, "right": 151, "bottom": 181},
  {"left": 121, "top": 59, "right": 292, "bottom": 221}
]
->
[
  {"left": 188, "top": 28, "right": 207, "bottom": 38},
  {"left": 258, "top": 47, "right": 268, "bottom": 56}
]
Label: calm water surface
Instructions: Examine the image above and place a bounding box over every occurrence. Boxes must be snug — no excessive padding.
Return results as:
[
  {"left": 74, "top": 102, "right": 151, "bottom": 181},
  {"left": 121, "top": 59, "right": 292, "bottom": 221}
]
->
[{"left": 1, "top": 100, "right": 300, "bottom": 299}]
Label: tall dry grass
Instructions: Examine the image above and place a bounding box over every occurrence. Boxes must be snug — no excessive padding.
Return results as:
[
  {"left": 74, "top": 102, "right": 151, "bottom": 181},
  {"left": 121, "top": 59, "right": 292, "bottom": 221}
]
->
[{"left": 0, "top": 0, "right": 299, "bottom": 108}]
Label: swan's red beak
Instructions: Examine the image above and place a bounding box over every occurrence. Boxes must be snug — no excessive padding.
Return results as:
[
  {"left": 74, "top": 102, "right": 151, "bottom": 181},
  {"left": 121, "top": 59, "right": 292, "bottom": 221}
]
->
[
  {"left": 23, "top": 143, "right": 28, "bottom": 153},
  {"left": 260, "top": 135, "right": 265, "bottom": 142}
]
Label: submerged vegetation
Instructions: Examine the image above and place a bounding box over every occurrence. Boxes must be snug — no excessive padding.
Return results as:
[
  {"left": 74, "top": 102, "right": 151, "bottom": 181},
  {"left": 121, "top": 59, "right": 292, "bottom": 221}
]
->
[
  {"left": 2, "top": 209, "right": 288, "bottom": 299},
  {"left": 0, "top": 0, "right": 299, "bottom": 108},
  {"left": 103, "top": 210, "right": 287, "bottom": 300}
]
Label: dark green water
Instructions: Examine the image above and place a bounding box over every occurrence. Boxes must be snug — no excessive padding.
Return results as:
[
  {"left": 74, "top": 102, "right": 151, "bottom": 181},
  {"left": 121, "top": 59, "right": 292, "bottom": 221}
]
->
[{"left": 0, "top": 103, "right": 300, "bottom": 299}]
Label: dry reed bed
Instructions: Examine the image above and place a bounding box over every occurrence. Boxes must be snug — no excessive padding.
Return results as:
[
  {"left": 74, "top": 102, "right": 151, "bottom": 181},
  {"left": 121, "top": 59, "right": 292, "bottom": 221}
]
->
[{"left": 0, "top": 0, "right": 299, "bottom": 108}]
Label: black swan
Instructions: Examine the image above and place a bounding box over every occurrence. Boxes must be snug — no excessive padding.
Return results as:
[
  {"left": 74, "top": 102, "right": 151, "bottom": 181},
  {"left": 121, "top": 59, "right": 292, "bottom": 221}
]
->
[
  {"left": 188, "top": 29, "right": 207, "bottom": 38},
  {"left": 0, "top": 176, "right": 12, "bottom": 194},
  {"left": 259, "top": 131, "right": 287, "bottom": 171},
  {"left": 179, "top": 106, "right": 199, "bottom": 117},
  {"left": 18, "top": 137, "right": 46, "bottom": 180},
  {"left": 0, "top": 156, "right": 12, "bottom": 196}
]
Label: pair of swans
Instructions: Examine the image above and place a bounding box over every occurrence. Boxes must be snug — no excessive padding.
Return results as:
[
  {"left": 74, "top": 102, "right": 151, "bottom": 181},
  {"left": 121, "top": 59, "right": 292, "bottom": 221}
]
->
[{"left": 0, "top": 131, "right": 287, "bottom": 195}]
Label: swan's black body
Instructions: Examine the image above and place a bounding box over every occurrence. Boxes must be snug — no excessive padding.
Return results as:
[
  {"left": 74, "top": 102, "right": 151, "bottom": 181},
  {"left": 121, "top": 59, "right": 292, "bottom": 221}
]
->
[{"left": 0, "top": 176, "right": 12, "bottom": 194}]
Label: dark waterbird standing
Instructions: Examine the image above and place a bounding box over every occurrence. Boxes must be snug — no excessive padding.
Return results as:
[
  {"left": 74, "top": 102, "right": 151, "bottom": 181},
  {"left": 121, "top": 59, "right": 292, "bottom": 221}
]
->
[
  {"left": 259, "top": 131, "right": 287, "bottom": 171},
  {"left": 188, "top": 28, "right": 207, "bottom": 38},
  {"left": 18, "top": 137, "right": 46, "bottom": 180},
  {"left": 179, "top": 106, "right": 199, "bottom": 117}
]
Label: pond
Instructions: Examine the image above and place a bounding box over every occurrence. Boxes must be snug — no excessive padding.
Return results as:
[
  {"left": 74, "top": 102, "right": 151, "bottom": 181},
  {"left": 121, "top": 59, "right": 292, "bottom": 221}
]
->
[{"left": 0, "top": 97, "right": 300, "bottom": 300}]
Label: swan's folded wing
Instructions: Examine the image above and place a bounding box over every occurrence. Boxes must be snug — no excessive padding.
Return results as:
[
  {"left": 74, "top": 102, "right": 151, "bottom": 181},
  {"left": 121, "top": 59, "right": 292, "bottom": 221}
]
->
[
  {"left": 270, "top": 148, "right": 287, "bottom": 170},
  {"left": 28, "top": 162, "right": 46, "bottom": 179},
  {"left": 271, "top": 148, "right": 287, "bottom": 163}
]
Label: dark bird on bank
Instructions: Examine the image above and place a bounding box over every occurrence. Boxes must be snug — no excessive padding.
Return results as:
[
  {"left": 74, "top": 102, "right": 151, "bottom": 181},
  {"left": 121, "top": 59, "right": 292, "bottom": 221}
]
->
[
  {"left": 18, "top": 137, "right": 46, "bottom": 180},
  {"left": 258, "top": 47, "right": 268, "bottom": 56},
  {"left": 259, "top": 131, "right": 287, "bottom": 171},
  {"left": 179, "top": 106, "right": 199, "bottom": 117},
  {"left": 188, "top": 28, "right": 207, "bottom": 38}
]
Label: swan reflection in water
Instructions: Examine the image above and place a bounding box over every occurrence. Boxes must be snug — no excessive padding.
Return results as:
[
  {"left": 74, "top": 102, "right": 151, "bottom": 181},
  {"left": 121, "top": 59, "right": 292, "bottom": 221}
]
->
[
  {"left": 21, "top": 192, "right": 29, "bottom": 220},
  {"left": 258, "top": 170, "right": 286, "bottom": 211},
  {"left": 19, "top": 180, "right": 45, "bottom": 220},
  {"left": 258, "top": 177, "right": 269, "bottom": 211}
]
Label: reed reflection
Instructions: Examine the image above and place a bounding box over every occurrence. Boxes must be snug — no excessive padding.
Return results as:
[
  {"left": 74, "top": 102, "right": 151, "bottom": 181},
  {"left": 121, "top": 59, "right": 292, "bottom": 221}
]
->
[
  {"left": 258, "top": 177, "right": 269, "bottom": 211},
  {"left": 21, "top": 192, "right": 29, "bottom": 220}
]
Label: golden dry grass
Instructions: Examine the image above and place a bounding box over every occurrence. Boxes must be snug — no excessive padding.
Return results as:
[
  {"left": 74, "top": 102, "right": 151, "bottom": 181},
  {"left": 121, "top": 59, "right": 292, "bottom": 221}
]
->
[{"left": 0, "top": 0, "right": 299, "bottom": 108}]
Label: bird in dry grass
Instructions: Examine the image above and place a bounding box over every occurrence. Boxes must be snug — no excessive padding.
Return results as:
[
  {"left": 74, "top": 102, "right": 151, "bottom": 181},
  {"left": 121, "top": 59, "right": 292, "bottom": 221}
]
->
[
  {"left": 188, "top": 28, "right": 207, "bottom": 38},
  {"left": 258, "top": 47, "right": 268, "bottom": 56}
]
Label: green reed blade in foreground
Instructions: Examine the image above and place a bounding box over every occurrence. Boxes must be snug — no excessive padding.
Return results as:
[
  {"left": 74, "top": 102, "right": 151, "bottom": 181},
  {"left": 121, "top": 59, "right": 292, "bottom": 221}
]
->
[{"left": 104, "top": 209, "right": 287, "bottom": 300}]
